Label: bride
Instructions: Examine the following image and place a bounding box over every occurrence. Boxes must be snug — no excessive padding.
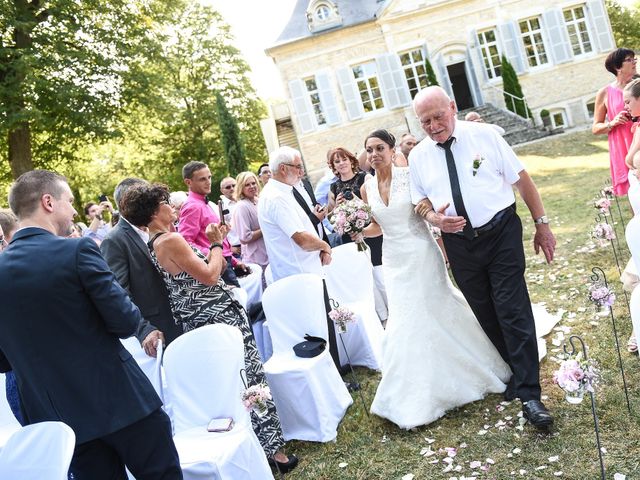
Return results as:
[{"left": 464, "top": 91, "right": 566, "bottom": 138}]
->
[{"left": 360, "top": 129, "right": 511, "bottom": 429}]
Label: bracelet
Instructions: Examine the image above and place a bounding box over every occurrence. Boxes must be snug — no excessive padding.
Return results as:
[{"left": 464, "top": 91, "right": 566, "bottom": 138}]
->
[
  {"left": 209, "top": 242, "right": 223, "bottom": 251},
  {"left": 607, "top": 121, "right": 612, "bottom": 131}
]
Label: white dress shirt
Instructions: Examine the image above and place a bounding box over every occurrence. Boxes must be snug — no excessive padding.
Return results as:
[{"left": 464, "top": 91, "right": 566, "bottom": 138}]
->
[
  {"left": 409, "top": 120, "right": 524, "bottom": 228},
  {"left": 258, "top": 178, "right": 323, "bottom": 282}
]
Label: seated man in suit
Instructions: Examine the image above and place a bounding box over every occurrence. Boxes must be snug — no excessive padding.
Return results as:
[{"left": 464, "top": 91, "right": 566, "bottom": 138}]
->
[
  {"left": 0, "top": 170, "right": 181, "bottom": 479},
  {"left": 102, "top": 178, "right": 183, "bottom": 356}
]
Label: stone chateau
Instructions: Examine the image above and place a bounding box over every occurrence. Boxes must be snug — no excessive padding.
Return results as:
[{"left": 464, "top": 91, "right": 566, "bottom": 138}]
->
[{"left": 264, "top": 0, "right": 615, "bottom": 178}]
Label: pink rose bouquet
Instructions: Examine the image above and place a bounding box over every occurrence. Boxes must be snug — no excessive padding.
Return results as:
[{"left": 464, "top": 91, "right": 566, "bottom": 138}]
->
[
  {"left": 241, "top": 384, "right": 271, "bottom": 417},
  {"left": 329, "top": 306, "right": 356, "bottom": 333},
  {"left": 330, "top": 199, "right": 372, "bottom": 252}
]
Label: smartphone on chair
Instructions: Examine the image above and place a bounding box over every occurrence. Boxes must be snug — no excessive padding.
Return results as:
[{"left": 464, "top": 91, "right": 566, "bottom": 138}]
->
[{"left": 207, "top": 417, "right": 234, "bottom": 432}]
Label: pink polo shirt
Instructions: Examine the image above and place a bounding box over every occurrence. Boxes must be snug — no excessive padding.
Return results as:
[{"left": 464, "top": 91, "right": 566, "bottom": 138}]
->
[{"left": 178, "top": 191, "right": 234, "bottom": 260}]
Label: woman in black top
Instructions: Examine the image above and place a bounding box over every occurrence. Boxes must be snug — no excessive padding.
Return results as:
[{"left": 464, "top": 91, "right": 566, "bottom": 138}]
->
[{"left": 327, "top": 147, "right": 383, "bottom": 266}]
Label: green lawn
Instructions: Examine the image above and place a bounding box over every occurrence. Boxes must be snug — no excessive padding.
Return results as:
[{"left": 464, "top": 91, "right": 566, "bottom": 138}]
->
[{"left": 285, "top": 130, "right": 640, "bottom": 480}]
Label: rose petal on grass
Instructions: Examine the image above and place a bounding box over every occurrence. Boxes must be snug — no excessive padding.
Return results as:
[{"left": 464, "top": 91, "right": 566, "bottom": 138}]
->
[
  {"left": 519, "top": 470, "right": 527, "bottom": 475},
  {"left": 477, "top": 429, "right": 488, "bottom": 435},
  {"left": 554, "top": 472, "right": 563, "bottom": 476},
  {"left": 536, "top": 465, "right": 548, "bottom": 470},
  {"left": 512, "top": 448, "right": 522, "bottom": 454},
  {"left": 338, "top": 462, "right": 348, "bottom": 468},
  {"left": 486, "top": 458, "right": 495, "bottom": 464},
  {"left": 425, "top": 437, "right": 436, "bottom": 444},
  {"left": 614, "top": 474, "right": 626, "bottom": 480},
  {"left": 548, "top": 456, "right": 559, "bottom": 462},
  {"left": 470, "top": 461, "right": 482, "bottom": 469},
  {"left": 401, "top": 474, "right": 414, "bottom": 480}
]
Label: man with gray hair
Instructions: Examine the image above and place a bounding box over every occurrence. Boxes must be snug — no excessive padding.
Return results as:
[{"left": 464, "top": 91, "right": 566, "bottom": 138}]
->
[
  {"left": 101, "top": 177, "right": 183, "bottom": 354},
  {"left": 410, "top": 86, "right": 555, "bottom": 429},
  {"left": 258, "top": 146, "right": 341, "bottom": 369},
  {"left": 0, "top": 170, "right": 181, "bottom": 479}
]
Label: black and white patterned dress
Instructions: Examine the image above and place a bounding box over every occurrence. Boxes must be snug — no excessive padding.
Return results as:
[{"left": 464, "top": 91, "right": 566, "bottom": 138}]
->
[{"left": 148, "top": 233, "right": 285, "bottom": 457}]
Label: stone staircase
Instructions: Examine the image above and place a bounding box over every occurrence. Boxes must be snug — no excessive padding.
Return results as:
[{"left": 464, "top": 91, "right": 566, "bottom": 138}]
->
[{"left": 457, "top": 103, "right": 552, "bottom": 146}]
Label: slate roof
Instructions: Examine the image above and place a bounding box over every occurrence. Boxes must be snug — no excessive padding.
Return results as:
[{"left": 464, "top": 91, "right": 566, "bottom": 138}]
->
[{"left": 273, "top": 0, "right": 390, "bottom": 46}]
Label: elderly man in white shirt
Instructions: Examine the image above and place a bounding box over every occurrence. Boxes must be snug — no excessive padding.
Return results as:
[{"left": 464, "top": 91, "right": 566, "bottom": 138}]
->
[
  {"left": 258, "top": 146, "right": 341, "bottom": 369},
  {"left": 410, "top": 86, "right": 556, "bottom": 430}
]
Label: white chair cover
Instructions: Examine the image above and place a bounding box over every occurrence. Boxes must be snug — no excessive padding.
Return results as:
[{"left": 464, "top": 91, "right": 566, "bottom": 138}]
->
[
  {"left": 262, "top": 273, "right": 352, "bottom": 442},
  {"left": 631, "top": 284, "right": 640, "bottom": 343},
  {"left": 252, "top": 320, "right": 273, "bottom": 363},
  {"left": 163, "top": 324, "right": 273, "bottom": 480},
  {"left": 230, "top": 287, "right": 248, "bottom": 310},
  {"left": 264, "top": 264, "right": 274, "bottom": 287},
  {"left": 121, "top": 336, "right": 164, "bottom": 402},
  {"left": 0, "top": 421, "right": 75, "bottom": 480},
  {"left": 238, "top": 263, "right": 264, "bottom": 310},
  {"left": 324, "top": 243, "right": 384, "bottom": 371},
  {"left": 0, "top": 374, "right": 21, "bottom": 454}
]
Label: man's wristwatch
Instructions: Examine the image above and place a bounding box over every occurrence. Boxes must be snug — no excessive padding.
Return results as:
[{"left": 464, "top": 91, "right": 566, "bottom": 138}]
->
[{"left": 534, "top": 215, "right": 549, "bottom": 225}]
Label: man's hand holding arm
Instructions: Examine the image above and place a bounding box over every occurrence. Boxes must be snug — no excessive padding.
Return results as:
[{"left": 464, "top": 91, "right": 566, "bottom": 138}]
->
[{"left": 514, "top": 170, "right": 555, "bottom": 263}]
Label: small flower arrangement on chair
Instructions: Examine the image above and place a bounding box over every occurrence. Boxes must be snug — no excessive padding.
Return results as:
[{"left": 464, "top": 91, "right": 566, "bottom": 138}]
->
[
  {"left": 241, "top": 384, "right": 272, "bottom": 417},
  {"left": 553, "top": 353, "right": 599, "bottom": 404},
  {"left": 329, "top": 306, "right": 356, "bottom": 334}
]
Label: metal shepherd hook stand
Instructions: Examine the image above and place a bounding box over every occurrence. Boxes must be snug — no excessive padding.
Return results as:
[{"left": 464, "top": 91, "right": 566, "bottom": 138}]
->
[
  {"left": 595, "top": 213, "right": 630, "bottom": 312},
  {"left": 329, "top": 298, "right": 370, "bottom": 417},
  {"left": 602, "top": 179, "right": 627, "bottom": 239},
  {"left": 563, "top": 335, "right": 605, "bottom": 480},
  {"left": 590, "top": 267, "right": 632, "bottom": 414}
]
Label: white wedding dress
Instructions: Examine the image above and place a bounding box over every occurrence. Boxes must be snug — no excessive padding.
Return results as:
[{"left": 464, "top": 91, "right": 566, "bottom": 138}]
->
[{"left": 367, "top": 166, "right": 511, "bottom": 429}]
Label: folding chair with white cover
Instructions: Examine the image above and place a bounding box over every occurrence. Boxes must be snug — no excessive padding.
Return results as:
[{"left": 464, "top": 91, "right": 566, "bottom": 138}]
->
[
  {"left": 121, "top": 337, "right": 164, "bottom": 402},
  {"left": 0, "top": 374, "right": 21, "bottom": 454},
  {"left": 238, "top": 263, "right": 264, "bottom": 310},
  {"left": 163, "top": 324, "right": 273, "bottom": 480},
  {"left": 264, "top": 264, "right": 274, "bottom": 287},
  {"left": 0, "top": 421, "right": 75, "bottom": 480},
  {"left": 324, "top": 243, "right": 384, "bottom": 371},
  {"left": 262, "top": 273, "right": 352, "bottom": 442}
]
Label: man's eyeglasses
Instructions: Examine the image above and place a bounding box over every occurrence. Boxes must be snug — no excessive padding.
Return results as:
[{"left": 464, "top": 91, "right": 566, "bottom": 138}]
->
[
  {"left": 223, "top": 184, "right": 236, "bottom": 190},
  {"left": 283, "top": 163, "right": 304, "bottom": 171}
]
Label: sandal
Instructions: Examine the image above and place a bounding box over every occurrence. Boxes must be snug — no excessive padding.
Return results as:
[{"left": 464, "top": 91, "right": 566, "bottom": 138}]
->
[{"left": 627, "top": 334, "right": 638, "bottom": 353}]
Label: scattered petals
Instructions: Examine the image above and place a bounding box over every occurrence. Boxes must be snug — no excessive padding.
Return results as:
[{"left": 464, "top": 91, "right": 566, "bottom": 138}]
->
[{"left": 470, "top": 461, "right": 482, "bottom": 469}]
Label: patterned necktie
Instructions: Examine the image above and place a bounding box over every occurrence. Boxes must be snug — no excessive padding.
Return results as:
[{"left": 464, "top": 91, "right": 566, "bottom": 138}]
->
[{"left": 437, "top": 137, "right": 475, "bottom": 240}]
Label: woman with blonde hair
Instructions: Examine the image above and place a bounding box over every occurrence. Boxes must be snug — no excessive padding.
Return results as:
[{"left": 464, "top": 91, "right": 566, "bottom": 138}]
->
[{"left": 232, "top": 171, "right": 269, "bottom": 271}]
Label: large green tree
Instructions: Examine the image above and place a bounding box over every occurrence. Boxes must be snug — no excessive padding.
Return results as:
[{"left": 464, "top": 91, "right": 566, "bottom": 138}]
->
[
  {"left": 606, "top": 0, "right": 640, "bottom": 50},
  {"left": 0, "top": 0, "right": 180, "bottom": 179}
]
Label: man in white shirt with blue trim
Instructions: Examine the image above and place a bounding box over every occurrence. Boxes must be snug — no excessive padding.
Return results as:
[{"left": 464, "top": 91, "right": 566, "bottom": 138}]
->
[
  {"left": 258, "top": 146, "right": 341, "bottom": 370},
  {"left": 410, "top": 86, "right": 556, "bottom": 430}
]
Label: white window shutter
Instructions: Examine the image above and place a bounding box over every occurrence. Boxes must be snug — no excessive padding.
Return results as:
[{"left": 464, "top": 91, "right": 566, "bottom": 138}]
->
[
  {"left": 542, "top": 8, "right": 573, "bottom": 64},
  {"left": 375, "top": 53, "right": 410, "bottom": 109},
  {"left": 469, "top": 30, "right": 489, "bottom": 82},
  {"left": 465, "top": 47, "right": 484, "bottom": 106},
  {"left": 498, "top": 21, "right": 528, "bottom": 74},
  {"left": 288, "top": 79, "right": 317, "bottom": 134},
  {"left": 586, "top": 0, "right": 615, "bottom": 52},
  {"left": 315, "top": 71, "right": 341, "bottom": 126},
  {"left": 434, "top": 54, "right": 453, "bottom": 98},
  {"left": 336, "top": 66, "right": 365, "bottom": 121}
]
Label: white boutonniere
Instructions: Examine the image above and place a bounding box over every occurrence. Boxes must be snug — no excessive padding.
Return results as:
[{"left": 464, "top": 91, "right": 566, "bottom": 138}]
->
[{"left": 472, "top": 154, "right": 485, "bottom": 176}]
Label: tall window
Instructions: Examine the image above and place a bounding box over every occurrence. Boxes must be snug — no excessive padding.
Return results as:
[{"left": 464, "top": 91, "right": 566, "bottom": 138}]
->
[
  {"left": 477, "top": 29, "right": 501, "bottom": 79},
  {"left": 563, "top": 6, "right": 593, "bottom": 56},
  {"left": 519, "top": 17, "right": 548, "bottom": 67},
  {"left": 303, "top": 77, "right": 326, "bottom": 126},
  {"left": 352, "top": 61, "right": 384, "bottom": 112},
  {"left": 399, "top": 48, "right": 428, "bottom": 99}
]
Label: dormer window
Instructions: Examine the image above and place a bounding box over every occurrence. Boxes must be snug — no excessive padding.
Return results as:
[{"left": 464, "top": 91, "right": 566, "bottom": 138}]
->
[{"left": 307, "top": 0, "right": 342, "bottom": 33}]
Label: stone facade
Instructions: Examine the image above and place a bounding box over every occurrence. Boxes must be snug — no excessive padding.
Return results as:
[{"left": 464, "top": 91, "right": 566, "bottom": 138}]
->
[{"left": 266, "top": 0, "right": 615, "bottom": 178}]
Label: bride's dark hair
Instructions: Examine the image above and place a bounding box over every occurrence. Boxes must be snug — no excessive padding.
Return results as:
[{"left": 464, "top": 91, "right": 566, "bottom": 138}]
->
[{"left": 365, "top": 129, "right": 396, "bottom": 149}]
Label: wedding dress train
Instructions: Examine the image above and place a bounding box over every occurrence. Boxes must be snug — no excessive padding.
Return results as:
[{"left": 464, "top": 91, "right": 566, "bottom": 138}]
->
[{"left": 367, "top": 166, "right": 511, "bottom": 429}]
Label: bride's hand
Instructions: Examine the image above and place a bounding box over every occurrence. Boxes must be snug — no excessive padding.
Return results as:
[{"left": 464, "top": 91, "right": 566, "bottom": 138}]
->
[{"left": 433, "top": 204, "right": 467, "bottom": 233}]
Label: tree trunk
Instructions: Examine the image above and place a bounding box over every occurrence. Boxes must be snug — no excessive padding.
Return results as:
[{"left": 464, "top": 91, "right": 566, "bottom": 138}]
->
[{"left": 8, "top": 123, "right": 33, "bottom": 178}]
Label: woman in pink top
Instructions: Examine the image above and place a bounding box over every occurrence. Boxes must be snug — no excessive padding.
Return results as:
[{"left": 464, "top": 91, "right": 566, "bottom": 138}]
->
[
  {"left": 232, "top": 172, "right": 269, "bottom": 271},
  {"left": 593, "top": 48, "right": 637, "bottom": 196}
]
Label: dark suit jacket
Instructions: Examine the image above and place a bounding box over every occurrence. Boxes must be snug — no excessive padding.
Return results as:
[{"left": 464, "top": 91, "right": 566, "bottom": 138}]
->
[
  {"left": 101, "top": 218, "right": 182, "bottom": 345},
  {"left": 0, "top": 228, "right": 162, "bottom": 443}
]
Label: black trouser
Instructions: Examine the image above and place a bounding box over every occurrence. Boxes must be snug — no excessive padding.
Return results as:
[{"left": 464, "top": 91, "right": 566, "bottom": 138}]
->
[
  {"left": 442, "top": 211, "right": 541, "bottom": 402},
  {"left": 322, "top": 279, "right": 341, "bottom": 371},
  {"left": 69, "top": 408, "right": 182, "bottom": 480}
]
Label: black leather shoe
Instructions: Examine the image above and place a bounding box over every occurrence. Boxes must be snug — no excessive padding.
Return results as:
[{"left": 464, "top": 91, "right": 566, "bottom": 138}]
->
[
  {"left": 522, "top": 400, "right": 553, "bottom": 429},
  {"left": 503, "top": 378, "right": 516, "bottom": 401},
  {"left": 269, "top": 454, "right": 299, "bottom": 474}
]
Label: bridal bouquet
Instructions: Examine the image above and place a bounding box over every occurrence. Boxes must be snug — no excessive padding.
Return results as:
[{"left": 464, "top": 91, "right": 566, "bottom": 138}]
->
[
  {"left": 587, "top": 283, "right": 615, "bottom": 308},
  {"left": 329, "top": 306, "right": 356, "bottom": 333},
  {"left": 553, "top": 353, "right": 599, "bottom": 404},
  {"left": 330, "top": 199, "right": 372, "bottom": 252},
  {"left": 241, "top": 384, "right": 272, "bottom": 417}
]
